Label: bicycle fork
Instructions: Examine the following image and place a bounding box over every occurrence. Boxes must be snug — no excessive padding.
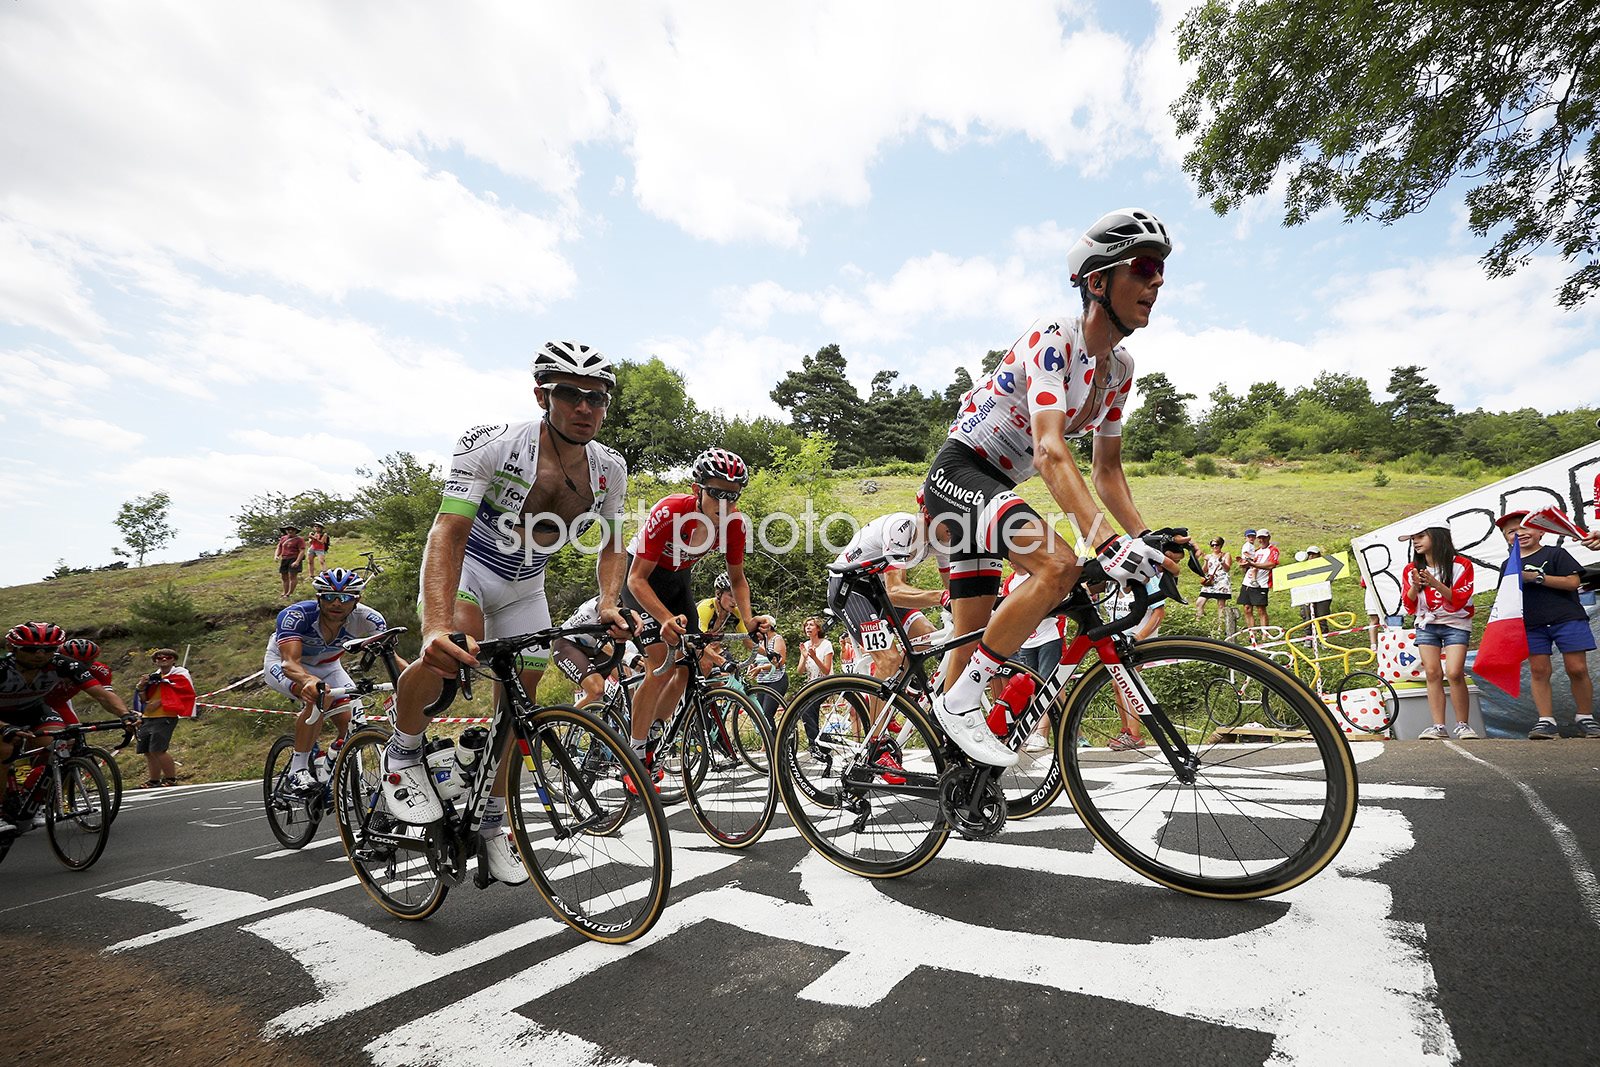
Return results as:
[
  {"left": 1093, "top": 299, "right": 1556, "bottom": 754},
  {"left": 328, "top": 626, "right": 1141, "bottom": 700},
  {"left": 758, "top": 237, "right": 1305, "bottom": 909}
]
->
[{"left": 1101, "top": 657, "right": 1199, "bottom": 782}]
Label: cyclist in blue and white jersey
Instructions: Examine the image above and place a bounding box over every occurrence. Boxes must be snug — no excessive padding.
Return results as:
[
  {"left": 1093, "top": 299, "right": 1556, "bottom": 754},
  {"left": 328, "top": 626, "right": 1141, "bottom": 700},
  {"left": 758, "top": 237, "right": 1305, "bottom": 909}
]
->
[
  {"left": 265, "top": 569, "right": 400, "bottom": 796},
  {"left": 922, "top": 208, "right": 1187, "bottom": 767},
  {"left": 383, "top": 340, "right": 633, "bottom": 887}
]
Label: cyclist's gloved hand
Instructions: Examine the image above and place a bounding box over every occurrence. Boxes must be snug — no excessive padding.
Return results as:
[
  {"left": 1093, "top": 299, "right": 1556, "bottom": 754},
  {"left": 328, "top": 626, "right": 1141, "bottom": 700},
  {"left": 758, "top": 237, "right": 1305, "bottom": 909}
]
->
[{"left": 1097, "top": 533, "right": 1167, "bottom": 588}]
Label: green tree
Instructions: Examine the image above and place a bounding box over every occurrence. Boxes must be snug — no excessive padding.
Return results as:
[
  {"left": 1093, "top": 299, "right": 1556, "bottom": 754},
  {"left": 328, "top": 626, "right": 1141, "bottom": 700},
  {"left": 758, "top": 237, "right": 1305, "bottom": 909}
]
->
[
  {"left": 1384, "top": 364, "right": 1458, "bottom": 454},
  {"left": 112, "top": 491, "right": 176, "bottom": 565},
  {"left": 128, "top": 581, "right": 203, "bottom": 644},
  {"left": 942, "top": 365, "right": 974, "bottom": 407},
  {"left": 606, "top": 357, "right": 711, "bottom": 474},
  {"left": 770, "top": 344, "right": 866, "bottom": 463},
  {"left": 979, "top": 348, "right": 1007, "bottom": 379},
  {"left": 353, "top": 452, "right": 444, "bottom": 633},
  {"left": 714, "top": 415, "right": 805, "bottom": 472},
  {"left": 1173, "top": 0, "right": 1600, "bottom": 307},
  {"left": 232, "top": 489, "right": 358, "bottom": 547},
  {"left": 1194, "top": 383, "right": 1250, "bottom": 452},
  {"left": 1123, "top": 372, "right": 1196, "bottom": 460}
]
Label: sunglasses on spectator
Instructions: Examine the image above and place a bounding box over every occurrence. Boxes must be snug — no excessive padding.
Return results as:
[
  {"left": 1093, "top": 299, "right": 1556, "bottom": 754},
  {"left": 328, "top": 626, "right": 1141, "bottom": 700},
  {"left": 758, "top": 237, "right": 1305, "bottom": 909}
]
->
[
  {"left": 154, "top": 654, "right": 177, "bottom": 661},
  {"left": 1098, "top": 255, "right": 1166, "bottom": 280},
  {"left": 701, "top": 486, "right": 741, "bottom": 503},
  {"left": 540, "top": 383, "right": 611, "bottom": 409},
  {"left": 318, "top": 593, "right": 359, "bottom": 604}
]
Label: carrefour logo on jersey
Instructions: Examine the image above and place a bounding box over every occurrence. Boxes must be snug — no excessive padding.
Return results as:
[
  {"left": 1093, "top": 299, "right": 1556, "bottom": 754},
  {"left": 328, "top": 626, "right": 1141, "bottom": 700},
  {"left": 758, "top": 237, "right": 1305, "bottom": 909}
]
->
[{"left": 958, "top": 395, "right": 999, "bottom": 434}]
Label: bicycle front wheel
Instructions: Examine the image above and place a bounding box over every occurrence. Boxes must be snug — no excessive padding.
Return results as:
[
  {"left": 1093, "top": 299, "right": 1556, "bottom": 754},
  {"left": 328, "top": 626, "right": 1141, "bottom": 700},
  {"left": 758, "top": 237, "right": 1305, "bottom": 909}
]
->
[
  {"left": 47, "top": 756, "right": 111, "bottom": 870},
  {"left": 509, "top": 705, "right": 672, "bottom": 944},
  {"left": 683, "top": 688, "right": 776, "bottom": 848},
  {"left": 1059, "top": 636, "right": 1358, "bottom": 900},
  {"left": 332, "top": 727, "right": 448, "bottom": 920},
  {"left": 263, "top": 734, "right": 320, "bottom": 849},
  {"left": 78, "top": 744, "right": 124, "bottom": 824},
  {"left": 775, "top": 677, "right": 949, "bottom": 879}
]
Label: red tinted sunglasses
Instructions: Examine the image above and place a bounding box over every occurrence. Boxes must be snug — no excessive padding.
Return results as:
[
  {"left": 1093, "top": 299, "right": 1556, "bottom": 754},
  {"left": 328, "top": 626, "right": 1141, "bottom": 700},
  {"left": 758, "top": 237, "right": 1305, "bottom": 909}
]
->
[{"left": 1104, "top": 255, "right": 1166, "bottom": 280}]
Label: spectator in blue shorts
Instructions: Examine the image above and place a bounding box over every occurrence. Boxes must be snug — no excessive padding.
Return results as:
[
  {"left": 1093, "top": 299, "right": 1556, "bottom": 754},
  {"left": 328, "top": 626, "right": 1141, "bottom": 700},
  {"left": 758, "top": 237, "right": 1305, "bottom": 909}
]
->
[{"left": 1497, "top": 511, "right": 1597, "bottom": 738}]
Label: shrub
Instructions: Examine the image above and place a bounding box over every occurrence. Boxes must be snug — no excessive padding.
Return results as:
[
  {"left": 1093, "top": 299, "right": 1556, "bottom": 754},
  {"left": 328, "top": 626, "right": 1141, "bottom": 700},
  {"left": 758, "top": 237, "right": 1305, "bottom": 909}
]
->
[
  {"left": 1372, "top": 469, "right": 1390, "bottom": 487},
  {"left": 129, "top": 582, "right": 205, "bottom": 645},
  {"left": 1149, "top": 450, "right": 1187, "bottom": 476},
  {"left": 1192, "top": 455, "right": 1220, "bottom": 477},
  {"left": 1240, "top": 463, "right": 1262, "bottom": 481}
]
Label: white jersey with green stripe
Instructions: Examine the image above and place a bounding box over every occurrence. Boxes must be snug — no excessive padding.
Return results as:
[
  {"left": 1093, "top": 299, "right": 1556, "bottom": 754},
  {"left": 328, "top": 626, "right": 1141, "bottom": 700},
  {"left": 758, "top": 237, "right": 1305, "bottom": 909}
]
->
[{"left": 440, "top": 418, "right": 628, "bottom": 583}]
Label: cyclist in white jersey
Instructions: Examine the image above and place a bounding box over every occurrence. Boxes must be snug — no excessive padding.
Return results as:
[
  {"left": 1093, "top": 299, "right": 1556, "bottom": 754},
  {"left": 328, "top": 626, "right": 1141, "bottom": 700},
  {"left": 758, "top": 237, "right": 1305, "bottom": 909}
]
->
[
  {"left": 921, "top": 208, "right": 1188, "bottom": 766},
  {"left": 828, "top": 506, "right": 951, "bottom": 681},
  {"left": 551, "top": 595, "right": 638, "bottom": 705},
  {"left": 382, "top": 341, "right": 633, "bottom": 886}
]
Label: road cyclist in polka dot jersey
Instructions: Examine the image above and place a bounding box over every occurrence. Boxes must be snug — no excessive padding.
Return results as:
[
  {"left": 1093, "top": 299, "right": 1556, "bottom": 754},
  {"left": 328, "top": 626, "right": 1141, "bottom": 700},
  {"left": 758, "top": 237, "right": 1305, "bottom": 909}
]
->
[{"left": 922, "top": 208, "right": 1190, "bottom": 766}]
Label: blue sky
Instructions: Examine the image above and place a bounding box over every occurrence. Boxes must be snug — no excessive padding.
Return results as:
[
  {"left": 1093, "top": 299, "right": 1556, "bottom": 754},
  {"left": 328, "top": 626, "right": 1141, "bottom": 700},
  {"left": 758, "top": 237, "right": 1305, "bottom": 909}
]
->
[{"left": 3, "top": 0, "right": 1598, "bottom": 587}]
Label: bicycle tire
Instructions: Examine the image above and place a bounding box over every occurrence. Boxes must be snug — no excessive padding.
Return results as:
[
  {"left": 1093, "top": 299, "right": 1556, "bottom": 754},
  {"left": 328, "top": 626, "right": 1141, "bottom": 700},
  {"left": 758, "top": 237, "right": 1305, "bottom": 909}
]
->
[
  {"left": 332, "top": 726, "right": 448, "bottom": 920},
  {"left": 775, "top": 676, "right": 950, "bottom": 879},
  {"left": 263, "top": 734, "right": 321, "bottom": 850},
  {"left": 508, "top": 704, "right": 672, "bottom": 944},
  {"left": 1058, "top": 636, "right": 1358, "bottom": 900},
  {"left": 47, "top": 755, "right": 111, "bottom": 870},
  {"left": 989, "top": 662, "right": 1062, "bottom": 819},
  {"left": 738, "top": 685, "right": 787, "bottom": 773},
  {"left": 77, "top": 744, "right": 124, "bottom": 824},
  {"left": 1333, "top": 671, "right": 1400, "bottom": 734},
  {"left": 683, "top": 688, "right": 776, "bottom": 848},
  {"left": 647, "top": 717, "right": 689, "bottom": 806}
]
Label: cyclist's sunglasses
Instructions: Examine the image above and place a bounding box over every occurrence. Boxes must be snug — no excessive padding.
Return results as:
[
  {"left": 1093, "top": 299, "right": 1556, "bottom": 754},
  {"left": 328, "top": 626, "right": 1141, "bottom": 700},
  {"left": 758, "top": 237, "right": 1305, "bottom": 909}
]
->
[
  {"left": 540, "top": 383, "right": 611, "bottom": 409},
  {"left": 1100, "top": 255, "right": 1166, "bottom": 280},
  {"left": 701, "top": 486, "right": 741, "bottom": 503},
  {"left": 318, "top": 592, "right": 359, "bottom": 604}
]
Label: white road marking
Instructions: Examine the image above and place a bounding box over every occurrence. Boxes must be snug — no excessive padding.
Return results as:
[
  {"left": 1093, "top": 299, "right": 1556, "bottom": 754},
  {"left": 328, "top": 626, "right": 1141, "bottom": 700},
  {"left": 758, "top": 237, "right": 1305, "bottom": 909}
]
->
[
  {"left": 1446, "top": 742, "right": 1600, "bottom": 929},
  {"left": 258, "top": 834, "right": 344, "bottom": 860}
]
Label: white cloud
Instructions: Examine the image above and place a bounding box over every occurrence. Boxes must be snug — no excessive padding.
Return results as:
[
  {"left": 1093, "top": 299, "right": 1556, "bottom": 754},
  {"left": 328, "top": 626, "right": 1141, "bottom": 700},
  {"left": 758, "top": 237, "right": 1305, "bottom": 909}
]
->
[
  {"left": 0, "top": 222, "right": 105, "bottom": 342},
  {"left": 56, "top": 418, "right": 145, "bottom": 451}
]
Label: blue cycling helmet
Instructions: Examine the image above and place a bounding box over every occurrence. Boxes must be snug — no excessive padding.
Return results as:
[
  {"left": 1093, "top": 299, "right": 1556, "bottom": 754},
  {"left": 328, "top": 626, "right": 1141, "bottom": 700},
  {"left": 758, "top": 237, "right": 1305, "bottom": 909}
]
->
[{"left": 312, "top": 568, "right": 367, "bottom": 596}]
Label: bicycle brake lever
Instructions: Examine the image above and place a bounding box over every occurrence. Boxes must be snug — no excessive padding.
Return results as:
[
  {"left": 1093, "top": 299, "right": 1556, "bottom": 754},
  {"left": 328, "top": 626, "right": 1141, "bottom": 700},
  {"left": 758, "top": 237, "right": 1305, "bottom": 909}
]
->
[{"left": 448, "top": 632, "right": 475, "bottom": 702}]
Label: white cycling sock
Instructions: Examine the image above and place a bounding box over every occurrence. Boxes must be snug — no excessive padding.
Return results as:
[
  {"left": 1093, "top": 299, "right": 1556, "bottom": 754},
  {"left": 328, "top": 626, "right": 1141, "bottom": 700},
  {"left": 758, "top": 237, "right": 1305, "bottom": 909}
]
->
[
  {"left": 480, "top": 796, "right": 506, "bottom": 837},
  {"left": 385, "top": 729, "right": 425, "bottom": 767},
  {"left": 631, "top": 737, "right": 648, "bottom": 759},
  {"left": 289, "top": 751, "right": 311, "bottom": 774},
  {"left": 944, "top": 643, "right": 1006, "bottom": 713}
]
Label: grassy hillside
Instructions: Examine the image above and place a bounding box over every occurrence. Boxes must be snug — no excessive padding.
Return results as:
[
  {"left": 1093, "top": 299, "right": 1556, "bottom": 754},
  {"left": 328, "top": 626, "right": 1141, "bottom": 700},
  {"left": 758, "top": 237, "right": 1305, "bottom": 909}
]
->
[{"left": 2, "top": 462, "right": 1482, "bottom": 783}]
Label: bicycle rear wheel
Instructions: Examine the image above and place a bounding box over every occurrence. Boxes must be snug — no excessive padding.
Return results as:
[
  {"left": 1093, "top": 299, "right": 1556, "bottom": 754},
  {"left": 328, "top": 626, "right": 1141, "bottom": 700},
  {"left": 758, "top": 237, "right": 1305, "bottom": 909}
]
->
[
  {"left": 736, "top": 686, "right": 785, "bottom": 773},
  {"left": 77, "top": 744, "right": 124, "bottom": 824},
  {"left": 775, "top": 677, "right": 949, "bottom": 879},
  {"left": 1059, "top": 636, "right": 1358, "bottom": 899},
  {"left": 509, "top": 705, "right": 671, "bottom": 944},
  {"left": 263, "top": 734, "right": 321, "bottom": 849},
  {"left": 47, "top": 756, "right": 111, "bottom": 870},
  {"left": 1333, "top": 671, "right": 1399, "bottom": 735},
  {"left": 683, "top": 688, "right": 776, "bottom": 848},
  {"left": 332, "top": 727, "right": 448, "bottom": 920}
]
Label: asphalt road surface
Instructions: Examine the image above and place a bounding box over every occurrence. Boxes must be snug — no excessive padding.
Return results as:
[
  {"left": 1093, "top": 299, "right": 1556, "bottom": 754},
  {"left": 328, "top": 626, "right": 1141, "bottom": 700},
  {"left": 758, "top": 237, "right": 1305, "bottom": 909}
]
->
[{"left": 3, "top": 740, "right": 1598, "bottom": 1067}]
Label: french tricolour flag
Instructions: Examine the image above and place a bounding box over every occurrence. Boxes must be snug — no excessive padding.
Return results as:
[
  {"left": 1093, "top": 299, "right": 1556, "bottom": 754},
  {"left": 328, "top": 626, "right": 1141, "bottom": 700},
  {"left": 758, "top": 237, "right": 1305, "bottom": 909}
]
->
[{"left": 1474, "top": 536, "right": 1530, "bottom": 696}]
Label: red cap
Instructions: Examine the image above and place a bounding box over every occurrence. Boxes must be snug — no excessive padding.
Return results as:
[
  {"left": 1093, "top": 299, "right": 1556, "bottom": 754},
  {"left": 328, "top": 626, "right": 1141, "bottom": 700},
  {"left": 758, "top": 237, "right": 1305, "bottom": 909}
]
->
[{"left": 1494, "top": 510, "right": 1530, "bottom": 530}]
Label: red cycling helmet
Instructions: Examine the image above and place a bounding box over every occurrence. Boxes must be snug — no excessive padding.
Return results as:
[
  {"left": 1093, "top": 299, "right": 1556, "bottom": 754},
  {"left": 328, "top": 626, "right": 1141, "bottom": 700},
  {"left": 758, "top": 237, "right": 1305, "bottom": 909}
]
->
[
  {"left": 62, "top": 638, "right": 100, "bottom": 662},
  {"left": 691, "top": 447, "right": 750, "bottom": 486},
  {"left": 6, "top": 621, "right": 67, "bottom": 651}
]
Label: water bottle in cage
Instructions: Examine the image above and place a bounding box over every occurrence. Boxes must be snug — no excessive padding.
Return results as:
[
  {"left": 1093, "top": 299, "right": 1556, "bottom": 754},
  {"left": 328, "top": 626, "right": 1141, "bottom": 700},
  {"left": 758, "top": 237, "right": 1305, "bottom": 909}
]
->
[
  {"left": 450, "top": 726, "right": 490, "bottom": 795},
  {"left": 986, "top": 672, "right": 1037, "bottom": 738}
]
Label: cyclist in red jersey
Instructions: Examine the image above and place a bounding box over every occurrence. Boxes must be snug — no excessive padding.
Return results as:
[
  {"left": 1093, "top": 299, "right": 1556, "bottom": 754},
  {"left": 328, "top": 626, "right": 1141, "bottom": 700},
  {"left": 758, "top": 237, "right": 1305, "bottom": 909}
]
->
[
  {"left": 622, "top": 447, "right": 773, "bottom": 782},
  {"left": 44, "top": 638, "right": 130, "bottom": 725}
]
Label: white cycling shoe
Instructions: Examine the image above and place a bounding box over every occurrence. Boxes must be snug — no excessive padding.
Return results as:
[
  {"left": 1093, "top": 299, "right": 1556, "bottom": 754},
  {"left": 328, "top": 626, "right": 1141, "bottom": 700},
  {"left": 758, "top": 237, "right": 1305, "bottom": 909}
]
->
[
  {"left": 379, "top": 751, "right": 445, "bottom": 825},
  {"left": 480, "top": 829, "right": 529, "bottom": 885},
  {"left": 932, "top": 694, "right": 1019, "bottom": 768}
]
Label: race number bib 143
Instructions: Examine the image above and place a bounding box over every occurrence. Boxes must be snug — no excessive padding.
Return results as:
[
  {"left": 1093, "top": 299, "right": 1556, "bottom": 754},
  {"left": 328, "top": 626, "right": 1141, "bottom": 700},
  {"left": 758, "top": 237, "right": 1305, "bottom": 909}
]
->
[{"left": 859, "top": 619, "right": 893, "bottom": 653}]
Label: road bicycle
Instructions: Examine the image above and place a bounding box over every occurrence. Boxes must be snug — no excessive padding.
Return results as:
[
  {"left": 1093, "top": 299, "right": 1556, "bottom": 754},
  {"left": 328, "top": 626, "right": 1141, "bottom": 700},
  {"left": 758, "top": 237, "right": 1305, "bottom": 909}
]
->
[
  {"left": 262, "top": 629, "right": 404, "bottom": 849},
  {"left": 55, "top": 716, "right": 132, "bottom": 824},
  {"left": 616, "top": 628, "right": 777, "bottom": 848},
  {"left": 332, "top": 624, "right": 672, "bottom": 944},
  {"left": 775, "top": 541, "right": 1358, "bottom": 900},
  {"left": 0, "top": 718, "right": 127, "bottom": 870}
]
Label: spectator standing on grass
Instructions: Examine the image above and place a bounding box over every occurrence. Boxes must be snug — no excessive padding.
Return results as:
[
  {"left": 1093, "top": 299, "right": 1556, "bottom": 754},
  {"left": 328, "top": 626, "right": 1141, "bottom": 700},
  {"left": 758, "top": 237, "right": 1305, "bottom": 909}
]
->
[
  {"left": 795, "top": 617, "right": 834, "bottom": 748},
  {"left": 748, "top": 624, "right": 789, "bottom": 727},
  {"left": 1197, "top": 536, "right": 1232, "bottom": 626},
  {"left": 133, "top": 648, "right": 196, "bottom": 787},
  {"left": 275, "top": 524, "right": 306, "bottom": 599},
  {"left": 1240, "top": 528, "right": 1279, "bottom": 634},
  {"left": 1401, "top": 526, "right": 1477, "bottom": 740},
  {"left": 307, "top": 522, "right": 330, "bottom": 574},
  {"left": 1496, "top": 511, "right": 1598, "bottom": 739}
]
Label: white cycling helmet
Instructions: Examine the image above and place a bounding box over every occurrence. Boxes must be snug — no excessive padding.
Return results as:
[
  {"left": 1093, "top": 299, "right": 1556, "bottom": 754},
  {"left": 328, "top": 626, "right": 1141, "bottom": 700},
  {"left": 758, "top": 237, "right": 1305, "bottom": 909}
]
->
[
  {"left": 531, "top": 340, "right": 616, "bottom": 387},
  {"left": 1067, "top": 208, "right": 1173, "bottom": 287}
]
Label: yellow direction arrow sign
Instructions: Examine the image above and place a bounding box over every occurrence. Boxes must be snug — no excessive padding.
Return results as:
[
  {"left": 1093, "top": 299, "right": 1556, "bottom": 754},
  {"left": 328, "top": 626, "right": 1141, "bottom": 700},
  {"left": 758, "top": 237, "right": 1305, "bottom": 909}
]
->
[{"left": 1278, "top": 551, "right": 1350, "bottom": 590}]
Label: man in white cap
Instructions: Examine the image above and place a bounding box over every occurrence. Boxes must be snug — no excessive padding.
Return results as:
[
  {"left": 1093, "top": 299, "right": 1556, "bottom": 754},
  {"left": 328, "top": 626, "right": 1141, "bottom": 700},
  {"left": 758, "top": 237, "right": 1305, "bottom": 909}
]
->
[{"left": 1239, "top": 528, "right": 1279, "bottom": 632}]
